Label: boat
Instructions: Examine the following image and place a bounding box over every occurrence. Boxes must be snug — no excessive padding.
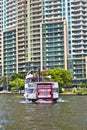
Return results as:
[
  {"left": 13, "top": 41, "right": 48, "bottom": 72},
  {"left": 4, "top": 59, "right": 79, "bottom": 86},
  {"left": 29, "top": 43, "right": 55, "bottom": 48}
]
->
[{"left": 24, "top": 71, "right": 59, "bottom": 103}]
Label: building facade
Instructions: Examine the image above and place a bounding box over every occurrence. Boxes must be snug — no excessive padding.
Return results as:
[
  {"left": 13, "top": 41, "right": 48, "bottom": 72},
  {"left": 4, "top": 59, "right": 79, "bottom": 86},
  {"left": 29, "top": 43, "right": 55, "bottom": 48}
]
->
[
  {"left": 0, "top": 0, "right": 2, "bottom": 77},
  {"left": 29, "top": 0, "right": 68, "bottom": 72},
  {"left": 1, "top": 0, "right": 29, "bottom": 77},
  {"left": 71, "top": 0, "right": 87, "bottom": 84},
  {"left": 61, "top": 0, "right": 87, "bottom": 84},
  {"left": 1, "top": 0, "right": 87, "bottom": 85},
  {"left": 30, "top": 0, "right": 87, "bottom": 84}
]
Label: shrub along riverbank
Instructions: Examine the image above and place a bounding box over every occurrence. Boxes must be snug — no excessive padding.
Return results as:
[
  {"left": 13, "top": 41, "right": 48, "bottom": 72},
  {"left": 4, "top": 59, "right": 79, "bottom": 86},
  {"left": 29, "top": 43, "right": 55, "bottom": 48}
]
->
[{"left": 60, "top": 86, "right": 87, "bottom": 95}]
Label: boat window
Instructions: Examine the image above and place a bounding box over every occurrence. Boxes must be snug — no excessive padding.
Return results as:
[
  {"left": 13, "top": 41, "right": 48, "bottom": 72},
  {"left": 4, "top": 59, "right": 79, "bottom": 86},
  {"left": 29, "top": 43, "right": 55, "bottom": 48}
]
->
[
  {"left": 53, "top": 88, "right": 58, "bottom": 92},
  {"left": 25, "top": 88, "right": 33, "bottom": 93}
]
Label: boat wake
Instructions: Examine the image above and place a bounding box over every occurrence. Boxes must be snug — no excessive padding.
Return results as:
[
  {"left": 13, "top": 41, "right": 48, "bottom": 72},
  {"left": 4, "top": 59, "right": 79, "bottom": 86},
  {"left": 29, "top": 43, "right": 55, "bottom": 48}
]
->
[
  {"left": 35, "top": 99, "right": 53, "bottom": 104},
  {"left": 20, "top": 98, "right": 69, "bottom": 104},
  {"left": 19, "top": 100, "right": 33, "bottom": 104},
  {"left": 57, "top": 98, "right": 69, "bottom": 103}
]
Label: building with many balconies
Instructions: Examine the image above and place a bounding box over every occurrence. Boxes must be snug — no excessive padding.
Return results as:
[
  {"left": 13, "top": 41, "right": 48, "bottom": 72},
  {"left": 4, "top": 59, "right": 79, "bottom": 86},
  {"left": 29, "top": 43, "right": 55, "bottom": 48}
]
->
[
  {"left": 0, "top": 0, "right": 2, "bottom": 77},
  {"left": 1, "top": 0, "right": 87, "bottom": 85},
  {"left": 29, "top": 0, "right": 68, "bottom": 72},
  {"left": 29, "top": 0, "right": 87, "bottom": 84},
  {"left": 1, "top": 0, "right": 29, "bottom": 76},
  {"left": 62, "top": 0, "right": 87, "bottom": 84},
  {"left": 71, "top": 0, "right": 87, "bottom": 84}
]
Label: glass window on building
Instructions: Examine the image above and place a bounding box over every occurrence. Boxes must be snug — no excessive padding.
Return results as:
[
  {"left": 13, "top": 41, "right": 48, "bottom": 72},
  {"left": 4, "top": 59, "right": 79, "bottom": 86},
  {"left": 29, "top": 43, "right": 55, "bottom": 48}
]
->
[
  {"left": 68, "top": 3, "right": 70, "bottom": 6},
  {"left": 63, "top": 13, "right": 65, "bottom": 16},
  {"left": 63, "top": 8, "right": 65, "bottom": 11},
  {"left": 68, "top": 12, "right": 70, "bottom": 16},
  {"left": 68, "top": 17, "right": 70, "bottom": 20},
  {"left": 68, "top": 21, "right": 71, "bottom": 26},
  {"left": 68, "top": 7, "right": 70, "bottom": 11},
  {"left": 69, "top": 50, "right": 71, "bottom": 54}
]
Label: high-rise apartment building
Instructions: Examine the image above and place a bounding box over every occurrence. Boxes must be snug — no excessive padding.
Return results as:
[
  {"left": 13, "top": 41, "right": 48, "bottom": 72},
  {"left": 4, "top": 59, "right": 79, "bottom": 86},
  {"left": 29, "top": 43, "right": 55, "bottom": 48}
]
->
[
  {"left": 29, "top": 0, "right": 87, "bottom": 84},
  {"left": 29, "top": 0, "right": 68, "bottom": 71},
  {"left": 0, "top": 0, "right": 2, "bottom": 77},
  {"left": 61, "top": 0, "right": 87, "bottom": 84},
  {"left": 71, "top": 0, "right": 87, "bottom": 84},
  {"left": 1, "top": 0, "right": 87, "bottom": 85},
  {"left": 1, "top": 0, "right": 29, "bottom": 76}
]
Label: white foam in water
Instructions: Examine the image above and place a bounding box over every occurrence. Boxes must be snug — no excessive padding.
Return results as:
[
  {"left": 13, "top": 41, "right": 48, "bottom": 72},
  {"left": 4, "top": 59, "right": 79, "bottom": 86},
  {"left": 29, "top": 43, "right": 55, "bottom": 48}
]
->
[
  {"left": 19, "top": 98, "right": 69, "bottom": 104},
  {"left": 20, "top": 100, "right": 33, "bottom": 104},
  {"left": 57, "top": 98, "right": 69, "bottom": 103},
  {"left": 19, "top": 100, "right": 28, "bottom": 104},
  {"left": 0, "top": 124, "right": 3, "bottom": 129}
]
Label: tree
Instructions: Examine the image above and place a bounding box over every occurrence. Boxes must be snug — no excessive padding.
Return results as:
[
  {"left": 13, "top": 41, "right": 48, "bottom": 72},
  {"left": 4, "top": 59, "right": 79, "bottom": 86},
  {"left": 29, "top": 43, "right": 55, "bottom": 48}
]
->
[
  {"left": 15, "top": 78, "right": 24, "bottom": 90},
  {"left": 0, "top": 76, "right": 7, "bottom": 90},
  {"left": 9, "top": 78, "right": 24, "bottom": 92},
  {"left": 10, "top": 73, "right": 26, "bottom": 81},
  {"left": 42, "top": 68, "right": 72, "bottom": 88}
]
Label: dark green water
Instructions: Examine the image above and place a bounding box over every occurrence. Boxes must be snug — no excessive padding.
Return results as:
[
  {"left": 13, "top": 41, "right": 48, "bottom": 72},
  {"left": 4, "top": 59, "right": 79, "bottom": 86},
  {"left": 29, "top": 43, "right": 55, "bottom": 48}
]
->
[{"left": 0, "top": 94, "right": 87, "bottom": 130}]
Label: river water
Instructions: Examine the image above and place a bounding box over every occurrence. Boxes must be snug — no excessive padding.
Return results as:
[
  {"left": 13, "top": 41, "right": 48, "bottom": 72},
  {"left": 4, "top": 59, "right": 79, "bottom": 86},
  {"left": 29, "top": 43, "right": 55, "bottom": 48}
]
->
[{"left": 0, "top": 94, "right": 87, "bottom": 130}]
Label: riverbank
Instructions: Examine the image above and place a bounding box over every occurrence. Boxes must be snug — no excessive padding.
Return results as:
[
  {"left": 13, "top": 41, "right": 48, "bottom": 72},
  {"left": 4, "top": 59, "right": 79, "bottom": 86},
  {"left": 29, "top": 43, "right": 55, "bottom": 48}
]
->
[
  {"left": 60, "top": 92, "right": 76, "bottom": 95},
  {"left": 0, "top": 90, "right": 11, "bottom": 94},
  {"left": 0, "top": 90, "right": 24, "bottom": 95},
  {"left": 60, "top": 92, "right": 87, "bottom": 96}
]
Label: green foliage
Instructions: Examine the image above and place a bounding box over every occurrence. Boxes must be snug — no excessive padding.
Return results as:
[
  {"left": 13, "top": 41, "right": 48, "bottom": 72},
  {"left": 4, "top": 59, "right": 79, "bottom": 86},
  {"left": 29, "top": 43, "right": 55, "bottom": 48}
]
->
[
  {"left": 9, "top": 80, "right": 15, "bottom": 88},
  {"left": 79, "top": 83, "right": 87, "bottom": 88},
  {"left": 77, "top": 87, "right": 87, "bottom": 95},
  {"left": 11, "top": 87, "right": 18, "bottom": 92},
  {"left": 9, "top": 78, "right": 24, "bottom": 91},
  {"left": 64, "top": 83, "right": 73, "bottom": 88},
  {"left": 59, "top": 86, "right": 62, "bottom": 93},
  {"left": 10, "top": 73, "right": 26, "bottom": 81},
  {"left": 42, "top": 68, "right": 72, "bottom": 88}
]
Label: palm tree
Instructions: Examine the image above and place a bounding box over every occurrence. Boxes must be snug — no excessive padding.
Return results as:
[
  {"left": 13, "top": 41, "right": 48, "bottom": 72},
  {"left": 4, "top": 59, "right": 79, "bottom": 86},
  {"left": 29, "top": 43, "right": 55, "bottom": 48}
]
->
[{"left": 0, "top": 76, "right": 7, "bottom": 90}]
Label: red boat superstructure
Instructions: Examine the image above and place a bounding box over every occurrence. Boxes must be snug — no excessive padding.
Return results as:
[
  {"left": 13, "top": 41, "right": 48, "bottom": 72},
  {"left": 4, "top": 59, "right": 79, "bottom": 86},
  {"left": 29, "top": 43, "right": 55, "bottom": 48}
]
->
[{"left": 36, "top": 83, "right": 53, "bottom": 102}]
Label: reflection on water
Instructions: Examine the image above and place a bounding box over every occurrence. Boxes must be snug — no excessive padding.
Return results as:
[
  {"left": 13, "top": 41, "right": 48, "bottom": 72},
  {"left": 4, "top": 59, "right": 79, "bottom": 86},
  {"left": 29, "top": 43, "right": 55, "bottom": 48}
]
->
[{"left": 0, "top": 94, "right": 87, "bottom": 130}]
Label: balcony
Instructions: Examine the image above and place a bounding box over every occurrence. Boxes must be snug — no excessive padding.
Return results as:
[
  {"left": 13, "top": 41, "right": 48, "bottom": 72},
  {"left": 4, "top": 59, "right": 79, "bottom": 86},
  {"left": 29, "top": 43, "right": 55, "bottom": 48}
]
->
[
  {"left": 31, "top": 4, "right": 41, "bottom": 9},
  {"left": 30, "top": 0, "right": 41, "bottom": 4}
]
